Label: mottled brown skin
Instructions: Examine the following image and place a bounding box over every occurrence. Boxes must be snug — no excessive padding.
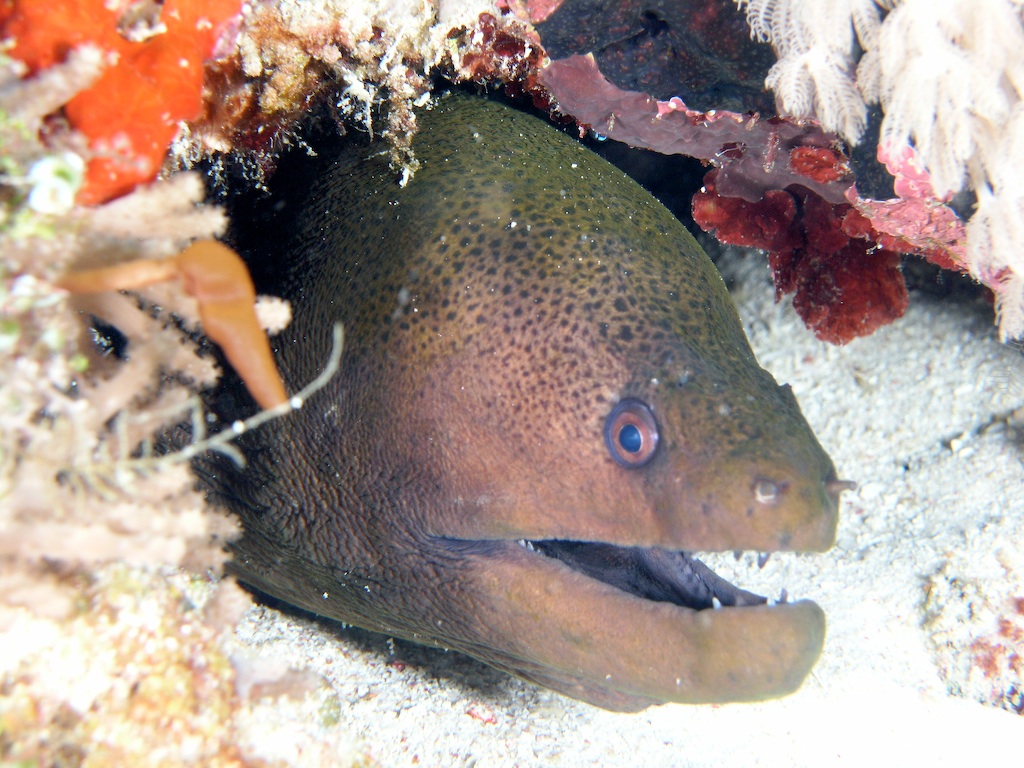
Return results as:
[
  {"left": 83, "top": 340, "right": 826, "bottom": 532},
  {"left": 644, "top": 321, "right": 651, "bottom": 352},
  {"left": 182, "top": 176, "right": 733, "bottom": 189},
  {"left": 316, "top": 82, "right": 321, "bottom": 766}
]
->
[{"left": 217, "top": 94, "right": 843, "bottom": 710}]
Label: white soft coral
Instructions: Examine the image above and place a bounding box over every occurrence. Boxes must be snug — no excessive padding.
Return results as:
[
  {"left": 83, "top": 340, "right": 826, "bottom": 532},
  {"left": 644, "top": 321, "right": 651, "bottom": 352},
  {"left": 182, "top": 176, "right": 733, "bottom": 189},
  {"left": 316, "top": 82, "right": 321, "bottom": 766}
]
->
[
  {"left": 967, "top": 100, "right": 1024, "bottom": 337},
  {"left": 736, "top": 0, "right": 1024, "bottom": 340},
  {"left": 739, "top": 0, "right": 884, "bottom": 142},
  {"left": 858, "top": 0, "right": 1024, "bottom": 197}
]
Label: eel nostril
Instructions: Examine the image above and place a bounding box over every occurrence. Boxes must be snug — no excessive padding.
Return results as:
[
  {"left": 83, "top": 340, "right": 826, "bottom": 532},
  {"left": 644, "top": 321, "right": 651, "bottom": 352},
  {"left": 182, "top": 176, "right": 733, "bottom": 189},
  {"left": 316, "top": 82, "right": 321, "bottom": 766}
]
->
[{"left": 824, "top": 477, "right": 857, "bottom": 501}]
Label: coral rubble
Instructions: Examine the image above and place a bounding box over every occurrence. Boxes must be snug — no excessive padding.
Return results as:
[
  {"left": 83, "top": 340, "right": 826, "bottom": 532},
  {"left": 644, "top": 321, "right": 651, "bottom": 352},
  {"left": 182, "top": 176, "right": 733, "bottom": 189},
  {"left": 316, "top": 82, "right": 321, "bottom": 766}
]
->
[{"left": 924, "top": 514, "right": 1024, "bottom": 715}]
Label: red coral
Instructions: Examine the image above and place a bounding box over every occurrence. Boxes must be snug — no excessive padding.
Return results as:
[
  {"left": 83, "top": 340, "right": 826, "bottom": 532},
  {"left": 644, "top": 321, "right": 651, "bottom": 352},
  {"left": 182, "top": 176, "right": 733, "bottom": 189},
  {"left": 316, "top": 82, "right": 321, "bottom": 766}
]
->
[
  {"left": 449, "top": 12, "right": 546, "bottom": 97},
  {"left": 537, "top": 51, "right": 981, "bottom": 344},
  {"left": 694, "top": 171, "right": 908, "bottom": 344},
  {"left": 790, "top": 146, "right": 851, "bottom": 184},
  {"left": 691, "top": 183, "right": 799, "bottom": 253},
  {"left": 2, "top": 0, "right": 242, "bottom": 205}
]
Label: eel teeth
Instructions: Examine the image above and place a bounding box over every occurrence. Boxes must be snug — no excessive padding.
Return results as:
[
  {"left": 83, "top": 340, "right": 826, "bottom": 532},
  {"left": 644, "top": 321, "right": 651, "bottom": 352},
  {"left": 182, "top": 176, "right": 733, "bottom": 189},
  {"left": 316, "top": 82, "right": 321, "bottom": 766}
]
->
[
  {"left": 517, "top": 539, "right": 536, "bottom": 551},
  {"left": 711, "top": 596, "right": 723, "bottom": 610}
]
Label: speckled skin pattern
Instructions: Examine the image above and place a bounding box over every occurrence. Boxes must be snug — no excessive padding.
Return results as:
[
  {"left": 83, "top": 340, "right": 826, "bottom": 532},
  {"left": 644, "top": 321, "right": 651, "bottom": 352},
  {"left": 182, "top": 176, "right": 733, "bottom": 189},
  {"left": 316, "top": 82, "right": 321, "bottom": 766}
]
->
[{"left": 217, "top": 94, "right": 842, "bottom": 710}]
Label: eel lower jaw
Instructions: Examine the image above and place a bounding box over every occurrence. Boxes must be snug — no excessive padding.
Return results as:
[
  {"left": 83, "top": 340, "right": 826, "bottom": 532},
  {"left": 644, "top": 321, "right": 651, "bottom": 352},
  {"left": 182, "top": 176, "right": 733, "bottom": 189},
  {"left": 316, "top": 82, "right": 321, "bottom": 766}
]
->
[{"left": 455, "top": 535, "right": 826, "bottom": 708}]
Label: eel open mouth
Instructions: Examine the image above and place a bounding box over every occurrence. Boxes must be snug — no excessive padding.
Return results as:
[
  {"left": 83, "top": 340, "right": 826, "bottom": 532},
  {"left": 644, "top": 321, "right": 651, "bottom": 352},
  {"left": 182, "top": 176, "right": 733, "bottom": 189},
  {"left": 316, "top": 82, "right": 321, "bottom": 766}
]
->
[
  {"left": 437, "top": 474, "right": 849, "bottom": 707},
  {"left": 513, "top": 476, "right": 853, "bottom": 615},
  {"left": 522, "top": 540, "right": 772, "bottom": 611}
]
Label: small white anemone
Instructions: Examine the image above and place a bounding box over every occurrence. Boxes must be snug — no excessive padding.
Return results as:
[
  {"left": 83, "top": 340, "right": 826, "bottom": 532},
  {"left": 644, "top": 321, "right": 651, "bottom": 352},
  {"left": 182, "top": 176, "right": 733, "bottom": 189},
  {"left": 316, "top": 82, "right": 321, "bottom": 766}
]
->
[{"left": 26, "top": 151, "right": 85, "bottom": 216}]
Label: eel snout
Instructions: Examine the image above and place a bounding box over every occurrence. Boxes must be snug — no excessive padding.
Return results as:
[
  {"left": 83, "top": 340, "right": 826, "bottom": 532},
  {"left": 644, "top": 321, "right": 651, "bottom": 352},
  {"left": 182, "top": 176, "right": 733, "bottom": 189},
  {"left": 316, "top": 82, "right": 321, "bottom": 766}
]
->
[
  {"left": 652, "top": 452, "right": 844, "bottom": 553},
  {"left": 444, "top": 430, "right": 851, "bottom": 710}
]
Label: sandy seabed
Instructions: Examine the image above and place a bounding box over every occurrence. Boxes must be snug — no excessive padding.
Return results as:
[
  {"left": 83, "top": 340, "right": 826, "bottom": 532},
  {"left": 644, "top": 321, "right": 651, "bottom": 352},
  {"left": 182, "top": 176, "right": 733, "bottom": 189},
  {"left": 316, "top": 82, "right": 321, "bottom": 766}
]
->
[{"left": 230, "top": 249, "right": 1024, "bottom": 767}]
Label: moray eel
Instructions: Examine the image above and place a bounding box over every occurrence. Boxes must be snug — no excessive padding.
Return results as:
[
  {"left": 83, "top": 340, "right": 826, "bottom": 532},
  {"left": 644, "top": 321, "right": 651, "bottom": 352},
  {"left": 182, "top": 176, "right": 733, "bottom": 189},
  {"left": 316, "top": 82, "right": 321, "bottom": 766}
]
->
[{"left": 215, "top": 93, "right": 846, "bottom": 711}]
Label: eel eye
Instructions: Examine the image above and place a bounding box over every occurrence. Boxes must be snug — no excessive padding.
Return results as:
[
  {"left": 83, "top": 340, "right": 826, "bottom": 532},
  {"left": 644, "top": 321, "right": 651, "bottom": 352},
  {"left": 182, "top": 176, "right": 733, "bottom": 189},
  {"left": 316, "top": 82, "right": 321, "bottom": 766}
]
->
[{"left": 604, "top": 398, "right": 659, "bottom": 468}]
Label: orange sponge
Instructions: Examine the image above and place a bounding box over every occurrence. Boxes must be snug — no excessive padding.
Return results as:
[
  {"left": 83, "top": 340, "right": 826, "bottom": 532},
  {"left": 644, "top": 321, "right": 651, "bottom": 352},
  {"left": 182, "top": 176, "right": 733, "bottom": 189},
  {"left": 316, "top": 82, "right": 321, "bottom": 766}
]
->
[{"left": 2, "top": 0, "right": 242, "bottom": 204}]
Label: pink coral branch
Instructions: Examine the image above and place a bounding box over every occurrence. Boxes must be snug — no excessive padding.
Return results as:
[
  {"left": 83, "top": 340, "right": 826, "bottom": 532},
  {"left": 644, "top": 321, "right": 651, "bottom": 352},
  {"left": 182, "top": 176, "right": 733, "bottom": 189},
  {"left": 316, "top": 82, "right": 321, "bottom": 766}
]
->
[
  {"left": 845, "top": 143, "right": 969, "bottom": 275},
  {"left": 538, "top": 53, "right": 853, "bottom": 204}
]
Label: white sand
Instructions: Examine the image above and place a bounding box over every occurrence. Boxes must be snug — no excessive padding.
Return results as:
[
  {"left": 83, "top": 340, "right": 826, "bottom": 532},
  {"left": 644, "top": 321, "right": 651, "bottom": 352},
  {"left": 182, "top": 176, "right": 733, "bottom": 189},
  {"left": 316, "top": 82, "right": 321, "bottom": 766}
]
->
[{"left": 234, "top": 251, "right": 1024, "bottom": 766}]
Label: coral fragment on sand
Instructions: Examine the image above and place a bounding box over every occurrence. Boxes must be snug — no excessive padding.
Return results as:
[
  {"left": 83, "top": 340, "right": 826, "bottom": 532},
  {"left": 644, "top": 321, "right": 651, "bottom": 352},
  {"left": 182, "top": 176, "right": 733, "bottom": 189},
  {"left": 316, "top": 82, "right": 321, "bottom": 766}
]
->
[{"left": 924, "top": 517, "right": 1024, "bottom": 714}]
